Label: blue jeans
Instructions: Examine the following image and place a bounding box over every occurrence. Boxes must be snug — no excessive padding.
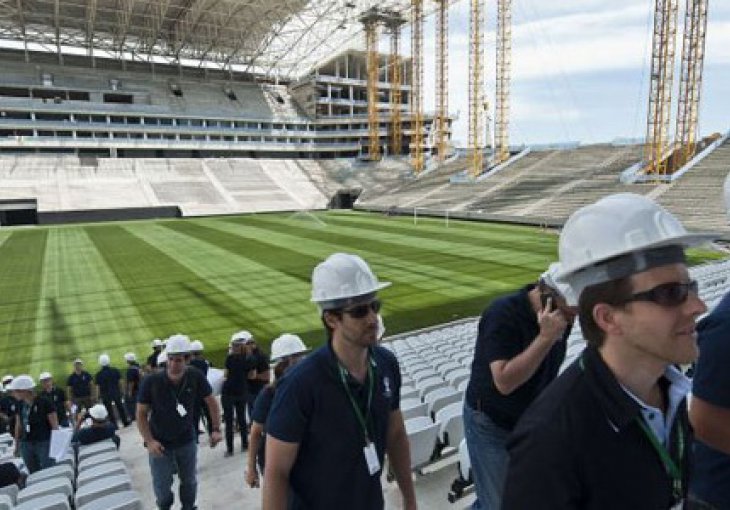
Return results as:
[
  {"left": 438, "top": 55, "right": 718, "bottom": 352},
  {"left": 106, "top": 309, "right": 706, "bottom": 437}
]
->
[
  {"left": 463, "top": 403, "right": 510, "bottom": 510},
  {"left": 20, "top": 440, "right": 54, "bottom": 473},
  {"left": 149, "top": 440, "right": 198, "bottom": 510}
]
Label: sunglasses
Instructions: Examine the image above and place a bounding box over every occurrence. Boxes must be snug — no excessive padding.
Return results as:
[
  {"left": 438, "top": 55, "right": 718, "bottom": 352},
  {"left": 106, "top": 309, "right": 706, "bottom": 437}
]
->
[
  {"left": 624, "top": 280, "right": 699, "bottom": 307},
  {"left": 342, "top": 299, "right": 382, "bottom": 319}
]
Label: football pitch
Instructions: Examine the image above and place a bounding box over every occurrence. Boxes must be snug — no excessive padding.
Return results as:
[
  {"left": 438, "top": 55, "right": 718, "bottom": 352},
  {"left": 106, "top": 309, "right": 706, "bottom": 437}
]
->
[{"left": 0, "top": 210, "right": 721, "bottom": 378}]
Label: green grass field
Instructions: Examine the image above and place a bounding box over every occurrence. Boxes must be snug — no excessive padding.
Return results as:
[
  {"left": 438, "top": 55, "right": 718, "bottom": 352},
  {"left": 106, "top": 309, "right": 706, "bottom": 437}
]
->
[{"left": 0, "top": 210, "right": 723, "bottom": 379}]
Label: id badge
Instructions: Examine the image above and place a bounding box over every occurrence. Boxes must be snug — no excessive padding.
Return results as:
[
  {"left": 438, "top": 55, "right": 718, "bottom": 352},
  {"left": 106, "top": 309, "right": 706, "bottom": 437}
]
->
[
  {"left": 176, "top": 403, "right": 187, "bottom": 417},
  {"left": 363, "top": 442, "right": 380, "bottom": 476},
  {"left": 25, "top": 424, "right": 30, "bottom": 433}
]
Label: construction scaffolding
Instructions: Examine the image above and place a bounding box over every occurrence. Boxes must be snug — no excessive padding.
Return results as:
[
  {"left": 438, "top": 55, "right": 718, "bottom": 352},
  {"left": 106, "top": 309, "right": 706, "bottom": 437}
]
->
[
  {"left": 468, "top": 0, "right": 485, "bottom": 177},
  {"left": 494, "top": 0, "right": 512, "bottom": 165},
  {"left": 644, "top": 0, "right": 679, "bottom": 176},
  {"left": 411, "top": 0, "right": 425, "bottom": 173},
  {"left": 387, "top": 13, "right": 406, "bottom": 156},
  {"left": 434, "top": 0, "right": 449, "bottom": 162},
  {"left": 673, "top": 0, "right": 709, "bottom": 168},
  {"left": 361, "top": 9, "right": 381, "bottom": 160}
]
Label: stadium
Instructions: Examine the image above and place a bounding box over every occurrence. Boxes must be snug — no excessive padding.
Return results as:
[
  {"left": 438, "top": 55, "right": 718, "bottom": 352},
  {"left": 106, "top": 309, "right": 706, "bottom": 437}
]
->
[{"left": 0, "top": 0, "right": 727, "bottom": 507}]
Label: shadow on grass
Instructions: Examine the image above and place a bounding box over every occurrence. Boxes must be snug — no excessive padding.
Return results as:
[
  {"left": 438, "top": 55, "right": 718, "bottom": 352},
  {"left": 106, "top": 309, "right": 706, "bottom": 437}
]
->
[{"left": 48, "top": 298, "right": 74, "bottom": 363}]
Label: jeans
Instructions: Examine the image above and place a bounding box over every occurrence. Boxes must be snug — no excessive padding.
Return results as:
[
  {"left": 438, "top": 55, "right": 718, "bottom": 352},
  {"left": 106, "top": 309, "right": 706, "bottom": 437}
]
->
[
  {"left": 20, "top": 440, "right": 54, "bottom": 473},
  {"left": 149, "top": 439, "right": 198, "bottom": 510},
  {"left": 463, "top": 403, "right": 510, "bottom": 510},
  {"left": 222, "top": 393, "right": 248, "bottom": 453}
]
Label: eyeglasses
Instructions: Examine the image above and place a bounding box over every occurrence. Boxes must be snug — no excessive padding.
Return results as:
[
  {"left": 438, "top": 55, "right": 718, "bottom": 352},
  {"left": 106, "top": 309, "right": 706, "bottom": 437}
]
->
[
  {"left": 624, "top": 280, "right": 698, "bottom": 307},
  {"left": 342, "top": 299, "right": 382, "bottom": 319}
]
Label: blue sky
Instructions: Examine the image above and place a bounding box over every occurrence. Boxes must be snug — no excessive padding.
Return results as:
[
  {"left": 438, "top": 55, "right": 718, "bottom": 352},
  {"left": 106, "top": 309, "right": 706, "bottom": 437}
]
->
[{"left": 402, "top": 0, "right": 730, "bottom": 147}]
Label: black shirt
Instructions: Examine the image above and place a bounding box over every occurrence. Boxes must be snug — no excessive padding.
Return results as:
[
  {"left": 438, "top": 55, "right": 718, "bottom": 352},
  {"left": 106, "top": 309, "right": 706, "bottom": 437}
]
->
[
  {"left": 189, "top": 358, "right": 209, "bottom": 376},
  {"left": 137, "top": 367, "right": 213, "bottom": 448},
  {"left": 67, "top": 371, "right": 93, "bottom": 398},
  {"left": 465, "top": 285, "right": 569, "bottom": 430},
  {"left": 147, "top": 349, "right": 161, "bottom": 369},
  {"left": 222, "top": 354, "right": 253, "bottom": 396},
  {"left": 247, "top": 351, "right": 270, "bottom": 396},
  {"left": 75, "top": 423, "right": 120, "bottom": 448},
  {"left": 18, "top": 396, "right": 55, "bottom": 442},
  {"left": 126, "top": 364, "right": 141, "bottom": 395},
  {"left": 40, "top": 387, "right": 67, "bottom": 423},
  {"left": 95, "top": 366, "right": 122, "bottom": 398}
]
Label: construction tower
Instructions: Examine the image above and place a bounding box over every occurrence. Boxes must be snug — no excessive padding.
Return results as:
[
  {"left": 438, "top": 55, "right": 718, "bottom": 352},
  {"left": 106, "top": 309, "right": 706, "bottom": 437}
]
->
[
  {"left": 435, "top": 0, "right": 449, "bottom": 162},
  {"left": 468, "top": 0, "right": 485, "bottom": 177},
  {"left": 644, "top": 0, "right": 679, "bottom": 176},
  {"left": 386, "top": 12, "right": 406, "bottom": 156},
  {"left": 673, "top": 0, "right": 709, "bottom": 168},
  {"left": 494, "top": 0, "right": 512, "bottom": 164},
  {"left": 361, "top": 9, "right": 382, "bottom": 161},
  {"left": 411, "top": 0, "right": 425, "bottom": 174}
]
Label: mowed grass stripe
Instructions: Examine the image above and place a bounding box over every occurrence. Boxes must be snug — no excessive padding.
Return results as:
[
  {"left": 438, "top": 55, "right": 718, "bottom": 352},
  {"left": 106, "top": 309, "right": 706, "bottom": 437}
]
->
[
  {"left": 128, "top": 222, "right": 321, "bottom": 345},
  {"left": 29, "top": 228, "right": 154, "bottom": 377},
  {"left": 0, "top": 230, "right": 47, "bottom": 370}
]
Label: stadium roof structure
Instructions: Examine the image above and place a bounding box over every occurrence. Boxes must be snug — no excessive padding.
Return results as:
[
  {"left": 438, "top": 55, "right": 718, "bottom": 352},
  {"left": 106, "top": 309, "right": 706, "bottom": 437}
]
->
[{"left": 0, "top": 0, "right": 436, "bottom": 79}]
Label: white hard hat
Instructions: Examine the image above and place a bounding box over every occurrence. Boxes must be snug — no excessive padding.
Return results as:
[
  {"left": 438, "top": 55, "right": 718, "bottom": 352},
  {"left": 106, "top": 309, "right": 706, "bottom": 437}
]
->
[
  {"left": 557, "top": 193, "right": 716, "bottom": 301},
  {"left": 124, "top": 352, "right": 136, "bottom": 362},
  {"left": 270, "top": 334, "right": 309, "bottom": 361},
  {"left": 89, "top": 404, "right": 108, "bottom": 421},
  {"left": 166, "top": 334, "right": 191, "bottom": 355},
  {"left": 540, "top": 262, "right": 577, "bottom": 305},
  {"left": 230, "top": 330, "right": 253, "bottom": 345},
  {"left": 157, "top": 350, "right": 168, "bottom": 365},
  {"left": 190, "top": 340, "right": 204, "bottom": 352},
  {"left": 152, "top": 338, "right": 163, "bottom": 348},
  {"left": 8, "top": 375, "right": 35, "bottom": 391},
  {"left": 39, "top": 372, "right": 52, "bottom": 381},
  {"left": 98, "top": 354, "right": 110, "bottom": 366},
  {"left": 73, "top": 358, "right": 83, "bottom": 365},
  {"left": 310, "top": 253, "right": 390, "bottom": 310}
]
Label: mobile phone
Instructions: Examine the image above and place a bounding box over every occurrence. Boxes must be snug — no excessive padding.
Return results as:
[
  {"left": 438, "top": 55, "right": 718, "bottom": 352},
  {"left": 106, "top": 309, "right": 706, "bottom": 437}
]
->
[{"left": 540, "top": 293, "right": 557, "bottom": 312}]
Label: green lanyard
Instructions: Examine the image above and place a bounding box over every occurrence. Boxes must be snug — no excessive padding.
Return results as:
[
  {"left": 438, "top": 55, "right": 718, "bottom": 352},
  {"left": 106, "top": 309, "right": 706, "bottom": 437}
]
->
[
  {"left": 636, "top": 416, "right": 685, "bottom": 502},
  {"left": 338, "top": 357, "right": 375, "bottom": 444}
]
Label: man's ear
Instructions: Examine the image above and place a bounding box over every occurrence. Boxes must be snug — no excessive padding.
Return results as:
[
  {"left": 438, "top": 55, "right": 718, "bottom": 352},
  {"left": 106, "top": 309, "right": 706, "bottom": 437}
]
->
[
  {"left": 593, "top": 303, "right": 623, "bottom": 337},
  {"left": 322, "top": 311, "right": 340, "bottom": 330}
]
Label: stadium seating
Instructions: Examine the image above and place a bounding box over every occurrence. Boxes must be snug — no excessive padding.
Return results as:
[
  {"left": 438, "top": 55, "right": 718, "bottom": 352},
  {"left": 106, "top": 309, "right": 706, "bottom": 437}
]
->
[{"left": 404, "top": 417, "right": 440, "bottom": 471}]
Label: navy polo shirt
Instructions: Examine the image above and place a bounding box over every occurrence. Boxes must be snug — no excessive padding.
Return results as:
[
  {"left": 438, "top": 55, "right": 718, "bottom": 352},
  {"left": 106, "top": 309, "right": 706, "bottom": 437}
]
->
[
  {"left": 147, "top": 350, "right": 161, "bottom": 368},
  {"left": 19, "top": 396, "right": 55, "bottom": 442},
  {"left": 247, "top": 351, "right": 270, "bottom": 396},
  {"left": 95, "top": 366, "right": 122, "bottom": 398},
  {"left": 691, "top": 310, "right": 730, "bottom": 507},
  {"left": 40, "top": 387, "right": 67, "bottom": 422},
  {"left": 138, "top": 367, "right": 212, "bottom": 448},
  {"left": 267, "top": 342, "right": 401, "bottom": 510},
  {"left": 222, "top": 354, "right": 252, "bottom": 396},
  {"left": 75, "top": 424, "right": 120, "bottom": 448},
  {"left": 466, "top": 285, "right": 569, "bottom": 431},
  {"left": 126, "top": 364, "right": 141, "bottom": 394},
  {"left": 251, "top": 386, "right": 275, "bottom": 469},
  {"left": 67, "top": 371, "right": 93, "bottom": 398},
  {"left": 189, "top": 358, "right": 209, "bottom": 376}
]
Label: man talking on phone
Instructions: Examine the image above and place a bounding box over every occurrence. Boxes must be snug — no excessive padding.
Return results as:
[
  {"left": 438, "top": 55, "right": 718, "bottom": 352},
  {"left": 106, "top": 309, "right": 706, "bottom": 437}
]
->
[{"left": 463, "top": 262, "right": 575, "bottom": 509}]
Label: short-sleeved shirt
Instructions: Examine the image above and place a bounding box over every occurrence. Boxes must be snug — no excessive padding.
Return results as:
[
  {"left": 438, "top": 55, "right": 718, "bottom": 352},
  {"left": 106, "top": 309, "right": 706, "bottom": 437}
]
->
[
  {"left": 126, "top": 364, "right": 141, "bottom": 395},
  {"left": 40, "top": 387, "right": 67, "bottom": 422},
  {"left": 266, "top": 342, "right": 401, "bottom": 510},
  {"left": 137, "top": 367, "right": 212, "bottom": 448},
  {"left": 0, "top": 462, "right": 20, "bottom": 488},
  {"left": 67, "top": 371, "right": 93, "bottom": 398},
  {"left": 465, "top": 285, "right": 569, "bottom": 431},
  {"left": 247, "top": 350, "right": 270, "bottom": 396},
  {"left": 690, "top": 309, "right": 730, "bottom": 507},
  {"left": 95, "top": 366, "right": 122, "bottom": 398},
  {"left": 251, "top": 385, "right": 276, "bottom": 468},
  {"left": 18, "top": 396, "right": 55, "bottom": 442},
  {"left": 189, "top": 358, "right": 209, "bottom": 376},
  {"left": 222, "top": 354, "right": 253, "bottom": 396},
  {"left": 75, "top": 423, "right": 120, "bottom": 448}
]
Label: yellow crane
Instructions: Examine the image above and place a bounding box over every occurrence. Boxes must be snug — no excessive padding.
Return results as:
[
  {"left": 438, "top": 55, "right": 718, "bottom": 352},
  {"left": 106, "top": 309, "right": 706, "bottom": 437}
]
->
[
  {"left": 361, "top": 8, "right": 381, "bottom": 161},
  {"left": 468, "top": 0, "right": 485, "bottom": 177},
  {"left": 494, "top": 0, "right": 512, "bottom": 165},
  {"left": 387, "top": 13, "right": 406, "bottom": 156},
  {"left": 411, "top": 0, "right": 425, "bottom": 174},
  {"left": 434, "top": 0, "right": 449, "bottom": 162}
]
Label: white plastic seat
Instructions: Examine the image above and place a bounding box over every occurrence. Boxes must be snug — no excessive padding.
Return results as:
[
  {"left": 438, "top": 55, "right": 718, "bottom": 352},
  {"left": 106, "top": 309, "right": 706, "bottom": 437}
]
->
[
  {"left": 78, "top": 451, "right": 121, "bottom": 473},
  {"left": 0, "top": 434, "right": 12, "bottom": 447},
  {"left": 0, "top": 484, "right": 17, "bottom": 504},
  {"left": 457, "top": 438, "right": 471, "bottom": 481},
  {"left": 425, "top": 387, "right": 463, "bottom": 418},
  {"left": 0, "top": 494, "right": 11, "bottom": 510},
  {"left": 26, "top": 464, "right": 74, "bottom": 487},
  {"left": 435, "top": 402, "right": 464, "bottom": 447},
  {"left": 74, "top": 474, "right": 132, "bottom": 508},
  {"left": 400, "top": 386, "right": 419, "bottom": 401},
  {"left": 16, "top": 477, "right": 73, "bottom": 505},
  {"left": 418, "top": 378, "right": 448, "bottom": 400},
  {"left": 456, "top": 379, "right": 469, "bottom": 393},
  {"left": 14, "top": 493, "right": 70, "bottom": 510},
  {"left": 78, "top": 440, "right": 117, "bottom": 462},
  {"left": 77, "top": 490, "right": 143, "bottom": 510},
  {"left": 54, "top": 453, "right": 75, "bottom": 469},
  {"left": 412, "top": 369, "right": 438, "bottom": 384},
  {"left": 77, "top": 461, "right": 127, "bottom": 488},
  {"left": 404, "top": 416, "right": 439, "bottom": 470},
  {"left": 445, "top": 368, "right": 471, "bottom": 387},
  {"left": 401, "top": 398, "right": 428, "bottom": 421}
]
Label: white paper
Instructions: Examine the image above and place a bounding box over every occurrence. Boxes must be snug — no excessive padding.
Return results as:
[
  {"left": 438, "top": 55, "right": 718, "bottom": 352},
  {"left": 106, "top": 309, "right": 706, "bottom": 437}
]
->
[
  {"left": 49, "top": 427, "right": 74, "bottom": 462},
  {"left": 207, "top": 368, "right": 225, "bottom": 396}
]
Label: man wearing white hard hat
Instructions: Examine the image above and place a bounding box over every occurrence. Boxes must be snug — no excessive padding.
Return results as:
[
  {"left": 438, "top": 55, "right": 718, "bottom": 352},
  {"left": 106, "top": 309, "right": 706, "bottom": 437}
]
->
[
  {"left": 221, "top": 330, "right": 255, "bottom": 457},
  {"left": 147, "top": 339, "right": 164, "bottom": 371},
  {"left": 246, "top": 333, "right": 309, "bottom": 489},
  {"left": 124, "top": 352, "right": 141, "bottom": 423},
  {"left": 137, "top": 333, "right": 222, "bottom": 510},
  {"left": 503, "top": 193, "right": 714, "bottom": 509},
  {"left": 66, "top": 358, "right": 94, "bottom": 413},
  {"left": 264, "top": 253, "right": 416, "bottom": 510},
  {"left": 9, "top": 375, "right": 59, "bottom": 473},
  {"left": 74, "top": 403, "right": 120, "bottom": 449},
  {"left": 39, "top": 372, "right": 70, "bottom": 427},
  {"left": 95, "top": 353, "right": 130, "bottom": 428},
  {"left": 463, "top": 261, "right": 575, "bottom": 509},
  {"left": 687, "top": 174, "right": 730, "bottom": 509}
]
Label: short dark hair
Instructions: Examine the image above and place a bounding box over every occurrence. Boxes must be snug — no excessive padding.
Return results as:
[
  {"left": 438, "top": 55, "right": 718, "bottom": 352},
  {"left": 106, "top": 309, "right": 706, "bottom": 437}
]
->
[{"left": 578, "top": 277, "right": 633, "bottom": 348}]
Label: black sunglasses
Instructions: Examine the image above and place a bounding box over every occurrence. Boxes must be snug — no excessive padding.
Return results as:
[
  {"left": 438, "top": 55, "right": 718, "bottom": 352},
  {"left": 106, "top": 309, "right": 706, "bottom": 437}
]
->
[
  {"left": 342, "top": 299, "right": 382, "bottom": 319},
  {"left": 625, "top": 280, "right": 699, "bottom": 307}
]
